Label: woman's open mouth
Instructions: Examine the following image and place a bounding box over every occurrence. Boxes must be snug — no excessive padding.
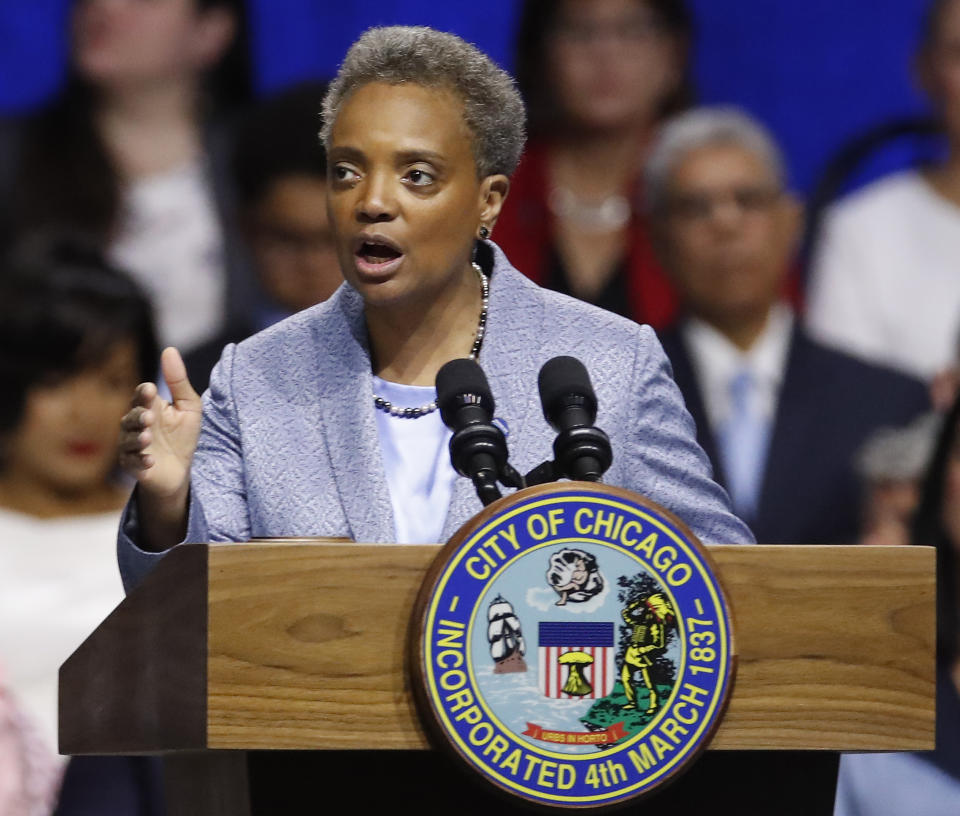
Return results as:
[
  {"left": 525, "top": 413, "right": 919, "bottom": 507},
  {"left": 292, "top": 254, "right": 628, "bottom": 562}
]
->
[{"left": 354, "top": 237, "right": 404, "bottom": 277}]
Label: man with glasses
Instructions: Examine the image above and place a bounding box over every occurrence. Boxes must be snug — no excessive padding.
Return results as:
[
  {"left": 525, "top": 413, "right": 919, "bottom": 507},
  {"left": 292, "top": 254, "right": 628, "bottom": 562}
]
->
[
  {"left": 644, "top": 105, "right": 929, "bottom": 813},
  {"left": 647, "top": 106, "right": 928, "bottom": 548}
]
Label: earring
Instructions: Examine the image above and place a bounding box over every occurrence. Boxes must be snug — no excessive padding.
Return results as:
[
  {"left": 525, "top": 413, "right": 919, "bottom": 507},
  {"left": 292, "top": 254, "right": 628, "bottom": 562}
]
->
[{"left": 478, "top": 225, "right": 490, "bottom": 240}]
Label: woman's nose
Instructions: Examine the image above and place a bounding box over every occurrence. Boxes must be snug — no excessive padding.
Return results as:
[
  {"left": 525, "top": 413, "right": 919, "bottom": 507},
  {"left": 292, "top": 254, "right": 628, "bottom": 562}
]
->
[{"left": 356, "top": 172, "right": 398, "bottom": 222}]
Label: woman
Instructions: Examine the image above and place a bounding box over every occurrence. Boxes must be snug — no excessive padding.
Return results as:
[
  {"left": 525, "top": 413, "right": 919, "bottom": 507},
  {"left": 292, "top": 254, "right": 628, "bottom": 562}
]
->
[
  {"left": 117, "top": 24, "right": 751, "bottom": 812},
  {"left": 0, "top": 243, "right": 160, "bottom": 812},
  {"left": 835, "top": 392, "right": 960, "bottom": 814},
  {"left": 118, "top": 23, "right": 749, "bottom": 582},
  {"left": 495, "top": 0, "right": 692, "bottom": 328},
  {"left": 807, "top": 0, "right": 960, "bottom": 383},
  {"left": 1, "top": 0, "right": 254, "bottom": 355}
]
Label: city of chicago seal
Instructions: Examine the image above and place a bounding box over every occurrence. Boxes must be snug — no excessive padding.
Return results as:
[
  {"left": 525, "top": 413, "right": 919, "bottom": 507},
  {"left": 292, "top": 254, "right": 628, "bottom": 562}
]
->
[{"left": 412, "top": 483, "right": 736, "bottom": 809}]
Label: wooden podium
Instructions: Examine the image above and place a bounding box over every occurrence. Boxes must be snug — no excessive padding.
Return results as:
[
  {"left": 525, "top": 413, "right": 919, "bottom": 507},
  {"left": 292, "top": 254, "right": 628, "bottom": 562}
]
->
[{"left": 59, "top": 540, "right": 936, "bottom": 814}]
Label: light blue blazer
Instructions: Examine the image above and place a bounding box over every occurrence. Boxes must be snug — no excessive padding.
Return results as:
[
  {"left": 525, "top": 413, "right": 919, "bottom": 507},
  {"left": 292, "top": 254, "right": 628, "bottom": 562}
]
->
[{"left": 118, "top": 243, "right": 753, "bottom": 590}]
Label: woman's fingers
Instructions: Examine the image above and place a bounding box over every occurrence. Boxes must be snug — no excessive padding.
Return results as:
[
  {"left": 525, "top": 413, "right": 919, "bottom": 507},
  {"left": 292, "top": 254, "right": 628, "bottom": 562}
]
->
[
  {"left": 119, "top": 450, "right": 151, "bottom": 472},
  {"left": 119, "top": 427, "right": 151, "bottom": 452},
  {"left": 118, "top": 352, "right": 201, "bottom": 493},
  {"left": 131, "top": 381, "right": 157, "bottom": 409},
  {"left": 120, "top": 394, "right": 158, "bottom": 475},
  {"left": 120, "top": 405, "right": 153, "bottom": 432},
  {"left": 160, "top": 347, "right": 200, "bottom": 410}
]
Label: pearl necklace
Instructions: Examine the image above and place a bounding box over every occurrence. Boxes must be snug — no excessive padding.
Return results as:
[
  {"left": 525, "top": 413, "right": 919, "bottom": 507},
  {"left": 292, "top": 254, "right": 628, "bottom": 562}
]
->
[{"left": 372, "top": 262, "right": 489, "bottom": 419}]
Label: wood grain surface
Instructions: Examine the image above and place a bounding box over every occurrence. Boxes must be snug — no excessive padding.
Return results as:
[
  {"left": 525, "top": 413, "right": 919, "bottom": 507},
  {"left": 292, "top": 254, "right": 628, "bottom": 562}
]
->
[
  {"left": 60, "top": 543, "right": 208, "bottom": 754},
  {"left": 206, "top": 542, "right": 935, "bottom": 752}
]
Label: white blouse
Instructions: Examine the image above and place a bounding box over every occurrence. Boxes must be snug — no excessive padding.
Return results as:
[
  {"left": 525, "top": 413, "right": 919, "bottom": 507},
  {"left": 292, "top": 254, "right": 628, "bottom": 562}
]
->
[
  {"left": 0, "top": 507, "right": 126, "bottom": 759},
  {"left": 110, "top": 159, "right": 227, "bottom": 353},
  {"left": 372, "top": 377, "right": 458, "bottom": 545},
  {"left": 807, "top": 171, "right": 960, "bottom": 380}
]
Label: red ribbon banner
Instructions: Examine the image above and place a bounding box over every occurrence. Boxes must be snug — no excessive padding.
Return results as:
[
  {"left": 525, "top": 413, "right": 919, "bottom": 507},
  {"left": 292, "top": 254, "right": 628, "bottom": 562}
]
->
[{"left": 523, "top": 722, "right": 628, "bottom": 745}]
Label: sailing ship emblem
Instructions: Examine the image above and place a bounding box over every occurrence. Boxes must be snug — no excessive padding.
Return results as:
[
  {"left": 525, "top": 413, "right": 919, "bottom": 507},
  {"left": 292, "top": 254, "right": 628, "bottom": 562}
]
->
[{"left": 488, "top": 595, "right": 527, "bottom": 673}]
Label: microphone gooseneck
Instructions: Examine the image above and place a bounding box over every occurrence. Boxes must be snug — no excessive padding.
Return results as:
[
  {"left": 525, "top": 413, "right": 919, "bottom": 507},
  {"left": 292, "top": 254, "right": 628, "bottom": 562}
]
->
[
  {"left": 536, "top": 356, "right": 613, "bottom": 482},
  {"left": 436, "top": 358, "right": 523, "bottom": 506}
]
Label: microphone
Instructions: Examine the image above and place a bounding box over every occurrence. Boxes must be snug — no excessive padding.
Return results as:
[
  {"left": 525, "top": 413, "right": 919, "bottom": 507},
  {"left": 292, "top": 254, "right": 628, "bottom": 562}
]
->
[
  {"left": 436, "top": 359, "right": 524, "bottom": 506},
  {"left": 536, "top": 356, "right": 612, "bottom": 482}
]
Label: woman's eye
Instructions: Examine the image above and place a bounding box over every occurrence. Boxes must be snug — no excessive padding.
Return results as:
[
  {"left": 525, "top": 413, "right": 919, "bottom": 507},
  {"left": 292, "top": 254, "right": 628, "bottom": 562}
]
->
[
  {"left": 406, "top": 168, "right": 435, "bottom": 186},
  {"left": 333, "top": 165, "right": 359, "bottom": 183}
]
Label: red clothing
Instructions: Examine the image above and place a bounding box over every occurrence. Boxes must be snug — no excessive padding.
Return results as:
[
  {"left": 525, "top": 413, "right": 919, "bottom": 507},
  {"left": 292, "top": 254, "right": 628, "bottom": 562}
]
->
[{"left": 495, "top": 142, "right": 679, "bottom": 329}]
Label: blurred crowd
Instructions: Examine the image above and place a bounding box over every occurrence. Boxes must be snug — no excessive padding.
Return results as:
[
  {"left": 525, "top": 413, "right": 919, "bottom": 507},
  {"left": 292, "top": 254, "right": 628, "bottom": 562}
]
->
[{"left": 0, "top": 0, "right": 958, "bottom": 813}]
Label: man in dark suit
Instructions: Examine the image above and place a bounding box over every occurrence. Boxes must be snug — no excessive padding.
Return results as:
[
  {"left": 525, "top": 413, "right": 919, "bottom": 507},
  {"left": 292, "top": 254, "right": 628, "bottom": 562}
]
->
[
  {"left": 640, "top": 106, "right": 931, "bottom": 815},
  {"left": 646, "top": 107, "right": 929, "bottom": 547}
]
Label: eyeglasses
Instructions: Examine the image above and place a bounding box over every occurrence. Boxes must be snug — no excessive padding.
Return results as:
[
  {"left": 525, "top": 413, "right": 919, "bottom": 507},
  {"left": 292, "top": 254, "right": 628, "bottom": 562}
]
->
[{"left": 663, "top": 186, "right": 781, "bottom": 223}]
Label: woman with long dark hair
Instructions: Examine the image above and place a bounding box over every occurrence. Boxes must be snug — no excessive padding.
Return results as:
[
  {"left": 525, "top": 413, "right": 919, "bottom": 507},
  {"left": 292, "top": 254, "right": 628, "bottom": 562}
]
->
[
  {"left": 1, "top": 0, "right": 254, "bottom": 355},
  {"left": 495, "top": 0, "right": 693, "bottom": 328}
]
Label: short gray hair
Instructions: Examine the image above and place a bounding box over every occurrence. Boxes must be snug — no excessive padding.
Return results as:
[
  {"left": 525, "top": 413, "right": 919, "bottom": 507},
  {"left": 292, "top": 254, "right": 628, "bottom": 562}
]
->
[
  {"left": 320, "top": 26, "right": 526, "bottom": 178},
  {"left": 645, "top": 106, "right": 786, "bottom": 214}
]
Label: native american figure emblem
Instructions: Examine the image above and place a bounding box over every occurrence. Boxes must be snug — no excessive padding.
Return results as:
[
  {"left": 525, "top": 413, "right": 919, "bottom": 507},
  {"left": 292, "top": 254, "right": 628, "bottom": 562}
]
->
[{"left": 620, "top": 593, "right": 676, "bottom": 714}]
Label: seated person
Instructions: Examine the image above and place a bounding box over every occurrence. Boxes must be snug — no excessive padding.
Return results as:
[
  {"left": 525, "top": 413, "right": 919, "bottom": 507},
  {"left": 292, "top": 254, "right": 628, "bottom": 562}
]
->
[
  {"left": 185, "top": 80, "right": 343, "bottom": 393},
  {"left": 648, "top": 107, "right": 930, "bottom": 546},
  {"left": 495, "top": 0, "right": 694, "bottom": 328},
  {"left": 1, "top": 0, "right": 255, "bottom": 355},
  {"left": 0, "top": 242, "right": 162, "bottom": 812},
  {"left": 835, "top": 389, "right": 960, "bottom": 815},
  {"left": 806, "top": 0, "right": 960, "bottom": 382}
]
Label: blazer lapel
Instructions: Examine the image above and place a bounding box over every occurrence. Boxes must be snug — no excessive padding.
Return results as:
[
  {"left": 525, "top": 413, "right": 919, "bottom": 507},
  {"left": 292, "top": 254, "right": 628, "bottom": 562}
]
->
[
  {"left": 440, "top": 254, "right": 546, "bottom": 542},
  {"left": 313, "top": 287, "right": 396, "bottom": 543}
]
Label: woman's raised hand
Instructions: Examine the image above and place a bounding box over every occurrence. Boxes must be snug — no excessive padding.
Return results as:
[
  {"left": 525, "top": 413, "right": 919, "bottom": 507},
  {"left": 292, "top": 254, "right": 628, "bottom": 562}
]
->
[
  {"left": 119, "top": 348, "right": 202, "bottom": 550},
  {"left": 120, "top": 347, "right": 202, "bottom": 491}
]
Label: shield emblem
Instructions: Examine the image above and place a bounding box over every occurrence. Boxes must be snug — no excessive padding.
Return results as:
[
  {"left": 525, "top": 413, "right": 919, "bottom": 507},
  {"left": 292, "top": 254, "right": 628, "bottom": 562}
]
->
[{"left": 538, "top": 621, "right": 616, "bottom": 699}]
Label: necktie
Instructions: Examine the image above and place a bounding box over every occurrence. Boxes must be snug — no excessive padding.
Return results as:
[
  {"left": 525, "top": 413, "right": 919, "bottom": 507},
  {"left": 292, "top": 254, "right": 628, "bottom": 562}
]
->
[{"left": 718, "top": 368, "right": 770, "bottom": 521}]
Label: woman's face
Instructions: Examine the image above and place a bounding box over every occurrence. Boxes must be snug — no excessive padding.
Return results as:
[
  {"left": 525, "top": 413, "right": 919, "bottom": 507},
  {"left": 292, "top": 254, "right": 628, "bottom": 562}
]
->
[
  {"left": 327, "top": 81, "right": 506, "bottom": 311},
  {"left": 546, "top": 0, "right": 683, "bottom": 133},
  {"left": 3, "top": 341, "right": 139, "bottom": 496},
  {"left": 72, "top": 0, "right": 233, "bottom": 88},
  {"left": 922, "top": 0, "right": 960, "bottom": 136}
]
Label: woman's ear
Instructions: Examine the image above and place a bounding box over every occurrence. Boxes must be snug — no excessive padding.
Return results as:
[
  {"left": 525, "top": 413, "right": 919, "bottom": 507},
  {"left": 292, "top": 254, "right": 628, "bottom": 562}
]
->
[
  {"left": 191, "top": 6, "right": 237, "bottom": 69},
  {"left": 478, "top": 174, "right": 511, "bottom": 233}
]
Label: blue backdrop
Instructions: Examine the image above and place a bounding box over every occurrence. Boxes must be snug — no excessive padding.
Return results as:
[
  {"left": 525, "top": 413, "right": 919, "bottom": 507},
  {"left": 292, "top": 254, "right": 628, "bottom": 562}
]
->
[{"left": 0, "top": 0, "right": 934, "bottom": 194}]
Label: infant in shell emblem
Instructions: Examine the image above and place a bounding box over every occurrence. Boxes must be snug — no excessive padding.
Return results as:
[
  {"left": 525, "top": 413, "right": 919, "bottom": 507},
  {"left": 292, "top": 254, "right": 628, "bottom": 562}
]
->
[{"left": 547, "top": 548, "right": 604, "bottom": 606}]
